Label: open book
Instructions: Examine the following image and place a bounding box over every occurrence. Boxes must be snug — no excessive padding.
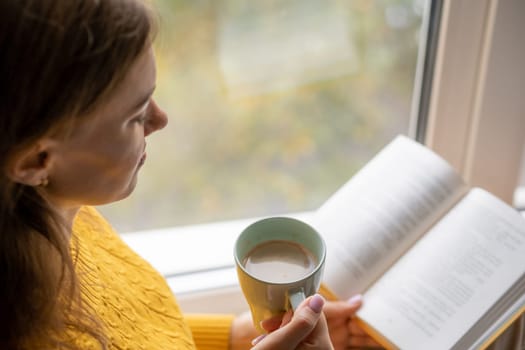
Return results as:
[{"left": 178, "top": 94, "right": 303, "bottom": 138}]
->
[{"left": 313, "top": 135, "right": 525, "bottom": 350}]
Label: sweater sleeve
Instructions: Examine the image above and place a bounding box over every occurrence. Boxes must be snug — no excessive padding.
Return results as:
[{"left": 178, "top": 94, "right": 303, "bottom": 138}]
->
[{"left": 185, "top": 314, "right": 235, "bottom": 350}]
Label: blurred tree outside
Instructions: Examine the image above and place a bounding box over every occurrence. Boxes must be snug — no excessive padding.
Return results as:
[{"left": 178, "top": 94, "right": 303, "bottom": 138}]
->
[{"left": 98, "top": 0, "right": 426, "bottom": 232}]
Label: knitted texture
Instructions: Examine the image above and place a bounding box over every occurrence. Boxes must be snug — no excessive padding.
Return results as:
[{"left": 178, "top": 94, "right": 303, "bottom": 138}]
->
[
  {"left": 185, "top": 314, "right": 235, "bottom": 350},
  {"left": 71, "top": 206, "right": 198, "bottom": 349}
]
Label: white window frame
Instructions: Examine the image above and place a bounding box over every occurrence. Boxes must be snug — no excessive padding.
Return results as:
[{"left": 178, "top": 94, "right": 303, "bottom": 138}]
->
[
  {"left": 121, "top": 0, "right": 525, "bottom": 314},
  {"left": 422, "top": 0, "right": 525, "bottom": 204}
]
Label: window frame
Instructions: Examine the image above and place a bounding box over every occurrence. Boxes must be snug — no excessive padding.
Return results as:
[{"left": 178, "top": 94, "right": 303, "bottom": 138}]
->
[
  {"left": 421, "top": 0, "right": 525, "bottom": 204},
  {"left": 121, "top": 0, "right": 525, "bottom": 313}
]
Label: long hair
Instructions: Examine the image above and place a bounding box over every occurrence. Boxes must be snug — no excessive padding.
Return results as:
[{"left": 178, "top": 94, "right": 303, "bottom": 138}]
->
[{"left": 0, "top": 1, "right": 156, "bottom": 348}]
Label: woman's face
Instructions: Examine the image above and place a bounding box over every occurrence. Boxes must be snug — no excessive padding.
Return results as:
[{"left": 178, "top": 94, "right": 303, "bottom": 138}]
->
[{"left": 45, "top": 47, "right": 168, "bottom": 210}]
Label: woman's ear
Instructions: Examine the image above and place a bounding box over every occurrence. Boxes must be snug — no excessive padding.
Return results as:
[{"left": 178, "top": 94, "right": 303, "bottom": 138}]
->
[{"left": 6, "top": 139, "right": 55, "bottom": 187}]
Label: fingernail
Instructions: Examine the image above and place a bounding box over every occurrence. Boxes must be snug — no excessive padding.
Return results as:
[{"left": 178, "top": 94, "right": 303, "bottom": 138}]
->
[
  {"left": 309, "top": 294, "right": 325, "bottom": 313},
  {"left": 347, "top": 294, "right": 363, "bottom": 305},
  {"left": 251, "top": 334, "right": 266, "bottom": 346}
]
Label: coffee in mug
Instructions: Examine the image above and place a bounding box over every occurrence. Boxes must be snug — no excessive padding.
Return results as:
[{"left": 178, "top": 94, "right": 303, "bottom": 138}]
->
[{"left": 242, "top": 240, "right": 318, "bottom": 283}]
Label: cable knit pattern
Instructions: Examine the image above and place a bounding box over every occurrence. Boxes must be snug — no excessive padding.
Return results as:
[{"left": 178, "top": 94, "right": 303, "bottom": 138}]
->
[{"left": 71, "top": 206, "right": 199, "bottom": 350}]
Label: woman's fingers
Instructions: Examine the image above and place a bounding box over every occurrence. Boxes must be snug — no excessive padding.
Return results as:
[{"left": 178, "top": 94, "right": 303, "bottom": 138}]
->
[
  {"left": 348, "top": 319, "right": 369, "bottom": 336},
  {"left": 322, "top": 294, "right": 383, "bottom": 350},
  {"left": 348, "top": 320, "right": 384, "bottom": 348},
  {"left": 252, "top": 294, "right": 326, "bottom": 350},
  {"left": 260, "top": 313, "right": 286, "bottom": 333},
  {"left": 323, "top": 295, "right": 363, "bottom": 320}
]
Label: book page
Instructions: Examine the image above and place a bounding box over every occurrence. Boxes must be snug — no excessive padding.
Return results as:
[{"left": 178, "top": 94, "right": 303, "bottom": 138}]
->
[
  {"left": 357, "top": 188, "right": 525, "bottom": 350},
  {"left": 314, "top": 135, "right": 467, "bottom": 299},
  {"left": 457, "top": 285, "right": 525, "bottom": 350}
]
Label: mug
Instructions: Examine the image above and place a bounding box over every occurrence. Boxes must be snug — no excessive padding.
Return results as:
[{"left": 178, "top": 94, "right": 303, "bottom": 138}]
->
[{"left": 234, "top": 216, "right": 326, "bottom": 332}]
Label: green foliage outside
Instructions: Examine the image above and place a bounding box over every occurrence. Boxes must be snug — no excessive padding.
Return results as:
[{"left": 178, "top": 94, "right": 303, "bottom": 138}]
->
[{"left": 99, "top": 0, "right": 425, "bottom": 232}]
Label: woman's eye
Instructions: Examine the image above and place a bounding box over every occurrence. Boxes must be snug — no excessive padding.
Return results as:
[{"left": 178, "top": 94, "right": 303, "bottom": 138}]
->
[
  {"left": 133, "top": 113, "right": 147, "bottom": 124},
  {"left": 131, "top": 102, "right": 151, "bottom": 125}
]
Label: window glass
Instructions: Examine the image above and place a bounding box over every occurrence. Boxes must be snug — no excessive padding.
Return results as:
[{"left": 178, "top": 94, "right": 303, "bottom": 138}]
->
[{"left": 98, "top": 0, "right": 428, "bottom": 232}]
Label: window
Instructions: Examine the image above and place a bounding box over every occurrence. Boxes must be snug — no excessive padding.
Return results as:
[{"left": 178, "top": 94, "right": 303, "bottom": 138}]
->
[{"left": 98, "top": 0, "right": 426, "bottom": 233}]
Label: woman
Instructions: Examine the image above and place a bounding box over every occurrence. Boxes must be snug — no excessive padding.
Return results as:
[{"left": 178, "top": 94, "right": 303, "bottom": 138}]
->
[{"left": 0, "top": 0, "right": 377, "bottom": 349}]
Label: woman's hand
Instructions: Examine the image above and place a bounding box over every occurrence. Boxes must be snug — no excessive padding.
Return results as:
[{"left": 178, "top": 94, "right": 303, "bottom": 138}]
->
[
  {"left": 251, "top": 294, "right": 333, "bottom": 350},
  {"left": 229, "top": 294, "right": 383, "bottom": 350},
  {"left": 323, "top": 295, "right": 383, "bottom": 349}
]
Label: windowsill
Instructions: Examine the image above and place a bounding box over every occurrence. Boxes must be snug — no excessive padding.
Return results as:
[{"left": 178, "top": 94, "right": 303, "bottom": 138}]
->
[{"left": 120, "top": 211, "right": 315, "bottom": 313}]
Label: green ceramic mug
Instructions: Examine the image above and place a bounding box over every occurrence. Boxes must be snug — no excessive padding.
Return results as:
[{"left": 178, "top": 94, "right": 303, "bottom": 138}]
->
[{"left": 234, "top": 217, "right": 326, "bottom": 332}]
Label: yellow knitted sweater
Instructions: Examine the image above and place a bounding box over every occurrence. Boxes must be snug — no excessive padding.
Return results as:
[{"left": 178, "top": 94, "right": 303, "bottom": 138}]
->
[{"left": 72, "top": 206, "right": 234, "bottom": 350}]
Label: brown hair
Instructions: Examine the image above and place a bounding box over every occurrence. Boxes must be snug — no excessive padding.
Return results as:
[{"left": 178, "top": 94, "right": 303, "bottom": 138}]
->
[{"left": 0, "top": 0, "right": 156, "bottom": 348}]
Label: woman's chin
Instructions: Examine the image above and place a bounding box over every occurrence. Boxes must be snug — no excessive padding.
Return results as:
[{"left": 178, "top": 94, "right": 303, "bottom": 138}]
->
[
  {"left": 121, "top": 178, "right": 139, "bottom": 200},
  {"left": 108, "top": 176, "right": 139, "bottom": 204}
]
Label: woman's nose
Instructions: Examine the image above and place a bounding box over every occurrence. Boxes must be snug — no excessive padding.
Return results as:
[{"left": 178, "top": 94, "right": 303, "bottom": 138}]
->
[{"left": 144, "top": 99, "right": 168, "bottom": 136}]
